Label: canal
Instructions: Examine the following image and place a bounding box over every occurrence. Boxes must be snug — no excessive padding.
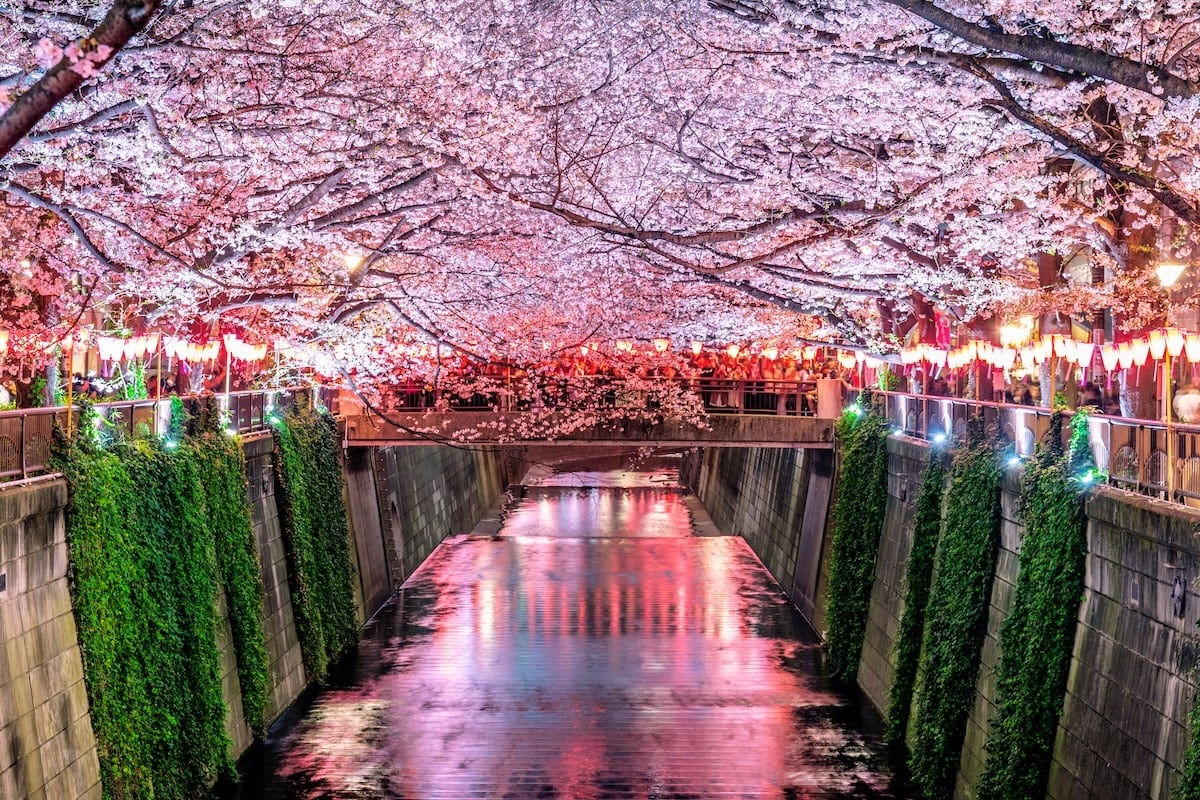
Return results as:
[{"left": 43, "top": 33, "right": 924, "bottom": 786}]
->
[{"left": 235, "top": 460, "right": 904, "bottom": 798}]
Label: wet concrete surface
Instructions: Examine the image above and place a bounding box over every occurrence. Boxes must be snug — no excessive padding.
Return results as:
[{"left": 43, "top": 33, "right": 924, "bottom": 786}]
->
[{"left": 237, "top": 466, "right": 904, "bottom": 799}]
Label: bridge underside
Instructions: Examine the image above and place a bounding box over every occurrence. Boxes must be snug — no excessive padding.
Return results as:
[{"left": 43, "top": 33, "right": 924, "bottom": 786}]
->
[{"left": 343, "top": 412, "right": 835, "bottom": 448}]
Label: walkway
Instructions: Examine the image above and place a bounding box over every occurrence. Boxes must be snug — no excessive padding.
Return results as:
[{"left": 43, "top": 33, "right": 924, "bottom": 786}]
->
[{"left": 245, "top": 468, "right": 901, "bottom": 798}]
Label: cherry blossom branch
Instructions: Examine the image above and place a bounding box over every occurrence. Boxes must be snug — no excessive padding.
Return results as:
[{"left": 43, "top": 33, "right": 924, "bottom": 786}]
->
[
  {"left": 963, "top": 60, "right": 1200, "bottom": 225},
  {"left": 0, "top": 0, "right": 164, "bottom": 160},
  {"left": 880, "top": 0, "right": 1197, "bottom": 97},
  {"left": 1, "top": 183, "right": 125, "bottom": 272}
]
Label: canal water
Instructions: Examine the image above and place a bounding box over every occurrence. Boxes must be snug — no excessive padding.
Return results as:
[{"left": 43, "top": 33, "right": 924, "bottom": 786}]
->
[{"left": 237, "top": 461, "right": 903, "bottom": 799}]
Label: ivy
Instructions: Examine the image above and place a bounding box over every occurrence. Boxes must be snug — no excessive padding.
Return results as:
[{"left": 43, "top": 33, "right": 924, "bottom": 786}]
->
[
  {"left": 190, "top": 398, "right": 271, "bottom": 736},
  {"left": 885, "top": 450, "right": 948, "bottom": 746},
  {"left": 824, "top": 395, "right": 891, "bottom": 683},
  {"left": 1177, "top": 700, "right": 1200, "bottom": 799},
  {"left": 273, "top": 400, "right": 359, "bottom": 680},
  {"left": 908, "top": 417, "right": 1002, "bottom": 800},
  {"left": 978, "top": 410, "right": 1092, "bottom": 800},
  {"left": 57, "top": 428, "right": 234, "bottom": 798}
]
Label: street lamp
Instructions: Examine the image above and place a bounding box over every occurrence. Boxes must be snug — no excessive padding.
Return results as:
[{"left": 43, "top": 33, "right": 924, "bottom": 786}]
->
[{"left": 1158, "top": 262, "right": 1187, "bottom": 498}]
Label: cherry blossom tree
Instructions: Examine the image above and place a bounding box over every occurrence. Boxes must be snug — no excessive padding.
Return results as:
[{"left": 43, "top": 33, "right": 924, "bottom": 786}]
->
[{"left": 0, "top": 0, "right": 1197, "bottom": 399}]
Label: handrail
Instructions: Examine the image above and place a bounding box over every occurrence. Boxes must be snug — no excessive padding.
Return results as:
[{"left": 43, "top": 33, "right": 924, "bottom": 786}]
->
[
  {"left": 381, "top": 376, "right": 824, "bottom": 415},
  {"left": 0, "top": 386, "right": 334, "bottom": 482},
  {"left": 874, "top": 391, "right": 1200, "bottom": 505}
]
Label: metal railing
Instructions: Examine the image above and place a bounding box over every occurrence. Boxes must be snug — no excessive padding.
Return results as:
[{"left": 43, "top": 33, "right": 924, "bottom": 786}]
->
[
  {"left": 875, "top": 391, "right": 1200, "bottom": 504},
  {"left": 382, "top": 377, "right": 823, "bottom": 416},
  {"left": 0, "top": 386, "right": 335, "bottom": 482}
]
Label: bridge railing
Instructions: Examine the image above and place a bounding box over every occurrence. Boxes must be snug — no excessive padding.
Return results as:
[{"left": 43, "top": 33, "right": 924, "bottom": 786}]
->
[
  {"left": 0, "top": 386, "right": 335, "bottom": 482},
  {"left": 875, "top": 391, "right": 1200, "bottom": 504},
  {"left": 383, "top": 377, "right": 823, "bottom": 416}
]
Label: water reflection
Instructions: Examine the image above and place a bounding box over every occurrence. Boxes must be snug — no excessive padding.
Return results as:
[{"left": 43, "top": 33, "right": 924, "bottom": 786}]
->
[{"left": 244, "top": 472, "right": 902, "bottom": 799}]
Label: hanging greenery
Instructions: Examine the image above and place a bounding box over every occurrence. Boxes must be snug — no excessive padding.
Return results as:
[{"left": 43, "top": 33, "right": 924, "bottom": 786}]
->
[
  {"left": 908, "top": 416, "right": 1001, "bottom": 800},
  {"left": 1176, "top": 699, "right": 1200, "bottom": 799},
  {"left": 56, "top": 426, "right": 234, "bottom": 798},
  {"left": 885, "top": 450, "right": 948, "bottom": 746},
  {"left": 824, "top": 394, "right": 892, "bottom": 683},
  {"left": 190, "top": 397, "right": 271, "bottom": 736},
  {"left": 273, "top": 399, "right": 359, "bottom": 680},
  {"left": 978, "top": 410, "right": 1093, "bottom": 800}
]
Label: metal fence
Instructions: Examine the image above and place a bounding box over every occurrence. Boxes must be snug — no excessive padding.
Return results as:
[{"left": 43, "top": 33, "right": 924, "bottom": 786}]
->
[
  {"left": 875, "top": 391, "right": 1200, "bottom": 504},
  {"left": 381, "top": 377, "right": 822, "bottom": 415},
  {"left": 0, "top": 386, "right": 334, "bottom": 482}
]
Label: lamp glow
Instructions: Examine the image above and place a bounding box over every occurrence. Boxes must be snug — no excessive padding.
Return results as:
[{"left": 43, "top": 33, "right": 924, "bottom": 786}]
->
[{"left": 1157, "top": 261, "right": 1187, "bottom": 288}]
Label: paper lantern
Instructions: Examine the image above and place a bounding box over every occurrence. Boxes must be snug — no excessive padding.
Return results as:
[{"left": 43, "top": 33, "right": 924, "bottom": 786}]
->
[
  {"left": 1131, "top": 338, "right": 1150, "bottom": 366},
  {"left": 928, "top": 348, "right": 947, "bottom": 368},
  {"left": 0, "top": 329, "right": 7, "bottom": 354},
  {"left": 97, "top": 335, "right": 124, "bottom": 362},
  {"left": 1075, "top": 342, "right": 1096, "bottom": 370},
  {"left": 838, "top": 351, "right": 857, "bottom": 369},
  {"left": 1020, "top": 346, "right": 1035, "bottom": 366},
  {"left": 1117, "top": 342, "right": 1134, "bottom": 370},
  {"left": 1100, "top": 344, "right": 1120, "bottom": 372},
  {"left": 652, "top": 338, "right": 670, "bottom": 353},
  {"left": 726, "top": 344, "right": 740, "bottom": 359},
  {"left": 1149, "top": 329, "right": 1166, "bottom": 360},
  {"left": 803, "top": 346, "right": 817, "bottom": 361},
  {"left": 1060, "top": 338, "right": 1077, "bottom": 363},
  {"left": 1167, "top": 328, "right": 1185, "bottom": 358},
  {"left": 691, "top": 341, "right": 703, "bottom": 355},
  {"left": 996, "top": 347, "right": 1017, "bottom": 369},
  {"left": 763, "top": 346, "right": 779, "bottom": 361},
  {"left": 1186, "top": 334, "right": 1200, "bottom": 362}
]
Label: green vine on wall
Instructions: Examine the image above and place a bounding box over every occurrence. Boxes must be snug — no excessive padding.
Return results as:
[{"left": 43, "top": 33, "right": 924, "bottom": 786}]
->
[
  {"left": 824, "top": 394, "right": 892, "bottom": 683},
  {"left": 56, "top": 427, "right": 234, "bottom": 798},
  {"left": 977, "top": 411, "right": 1093, "bottom": 800},
  {"left": 273, "top": 400, "right": 359, "bottom": 680},
  {"left": 190, "top": 397, "right": 271, "bottom": 736},
  {"left": 908, "top": 417, "right": 1002, "bottom": 800},
  {"left": 1176, "top": 695, "right": 1200, "bottom": 798},
  {"left": 885, "top": 450, "right": 949, "bottom": 746}
]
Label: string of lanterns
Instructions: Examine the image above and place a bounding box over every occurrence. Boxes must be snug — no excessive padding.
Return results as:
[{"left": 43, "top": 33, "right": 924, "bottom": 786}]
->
[{"left": 898, "top": 328, "right": 1200, "bottom": 389}]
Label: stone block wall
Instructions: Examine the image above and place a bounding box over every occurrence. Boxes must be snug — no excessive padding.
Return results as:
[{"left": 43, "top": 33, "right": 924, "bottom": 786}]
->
[
  {"left": 689, "top": 440, "right": 1200, "bottom": 800},
  {"left": 690, "top": 446, "right": 831, "bottom": 627},
  {"left": 954, "top": 468, "right": 1022, "bottom": 798},
  {"left": 372, "top": 446, "right": 508, "bottom": 588},
  {"left": 857, "top": 436, "right": 929, "bottom": 717},
  {"left": 0, "top": 481, "right": 100, "bottom": 800},
  {"left": 1048, "top": 488, "right": 1200, "bottom": 800},
  {"left": 242, "top": 434, "right": 307, "bottom": 729}
]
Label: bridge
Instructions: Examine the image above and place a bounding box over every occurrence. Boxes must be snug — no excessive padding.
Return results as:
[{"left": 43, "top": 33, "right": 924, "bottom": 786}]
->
[{"left": 342, "top": 410, "right": 835, "bottom": 448}]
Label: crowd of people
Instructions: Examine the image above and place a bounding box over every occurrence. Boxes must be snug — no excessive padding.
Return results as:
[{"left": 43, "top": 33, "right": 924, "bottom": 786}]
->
[{"left": 380, "top": 348, "right": 859, "bottom": 414}]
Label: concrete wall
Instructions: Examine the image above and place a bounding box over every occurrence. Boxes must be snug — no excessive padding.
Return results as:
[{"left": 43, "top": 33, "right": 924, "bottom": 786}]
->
[
  {"left": 242, "top": 434, "right": 309, "bottom": 732},
  {"left": 689, "top": 446, "right": 831, "bottom": 630},
  {"left": 1048, "top": 489, "right": 1200, "bottom": 800},
  {"left": 0, "top": 481, "right": 100, "bottom": 800},
  {"left": 856, "top": 436, "right": 928, "bottom": 718},
  {"left": 690, "top": 441, "right": 1200, "bottom": 800},
  {"left": 0, "top": 435, "right": 511, "bottom": 796},
  {"left": 371, "top": 446, "right": 509, "bottom": 587},
  {"left": 954, "top": 468, "right": 1023, "bottom": 799}
]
